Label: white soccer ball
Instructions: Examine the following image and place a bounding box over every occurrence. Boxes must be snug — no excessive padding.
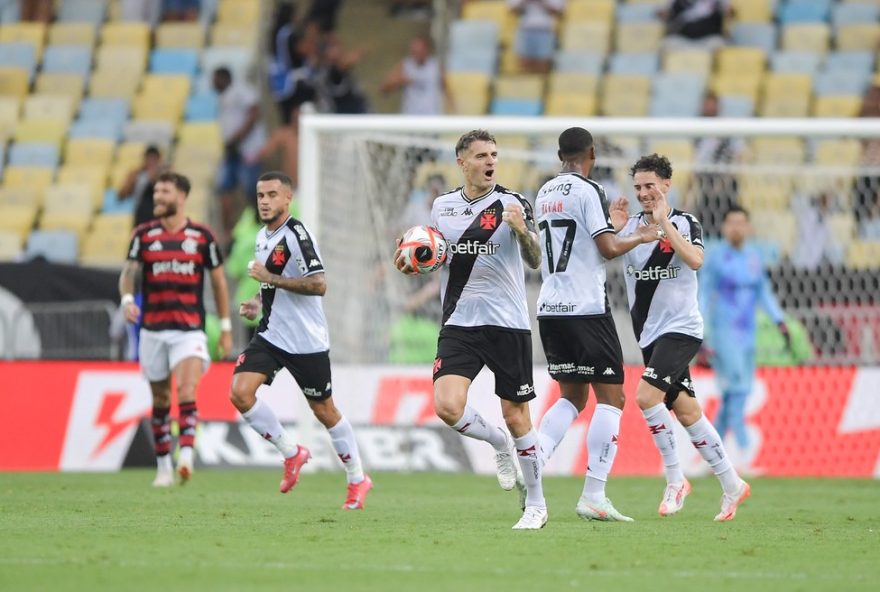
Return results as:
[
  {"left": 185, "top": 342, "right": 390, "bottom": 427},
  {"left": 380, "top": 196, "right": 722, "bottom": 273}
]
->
[{"left": 399, "top": 225, "right": 448, "bottom": 274}]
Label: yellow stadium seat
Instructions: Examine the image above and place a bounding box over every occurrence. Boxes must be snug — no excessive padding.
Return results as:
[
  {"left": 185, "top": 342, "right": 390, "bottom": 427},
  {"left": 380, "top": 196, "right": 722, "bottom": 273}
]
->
[
  {"left": 13, "top": 119, "right": 68, "bottom": 145},
  {"left": 0, "top": 96, "right": 19, "bottom": 140},
  {"left": 752, "top": 210, "right": 797, "bottom": 255},
  {"left": 217, "top": 0, "right": 260, "bottom": 23},
  {"left": 462, "top": 0, "right": 507, "bottom": 23},
  {"left": 836, "top": 24, "right": 880, "bottom": 52},
  {"left": 601, "top": 75, "right": 651, "bottom": 116},
  {"left": 0, "top": 230, "right": 23, "bottom": 260},
  {"left": 23, "top": 94, "right": 74, "bottom": 122},
  {"left": 0, "top": 67, "right": 29, "bottom": 99},
  {"left": 716, "top": 47, "right": 765, "bottom": 76},
  {"left": 812, "top": 96, "right": 863, "bottom": 118},
  {"left": 172, "top": 144, "right": 221, "bottom": 170},
  {"left": 0, "top": 204, "right": 39, "bottom": 241},
  {"left": 494, "top": 75, "right": 545, "bottom": 100},
  {"left": 711, "top": 74, "right": 762, "bottom": 102},
  {"left": 816, "top": 139, "right": 862, "bottom": 166},
  {"left": 0, "top": 186, "right": 38, "bottom": 207},
  {"left": 155, "top": 22, "right": 205, "bottom": 49},
  {"left": 446, "top": 73, "right": 491, "bottom": 115},
  {"left": 663, "top": 48, "right": 713, "bottom": 76},
  {"left": 545, "top": 93, "right": 596, "bottom": 116},
  {"left": 35, "top": 73, "right": 85, "bottom": 111},
  {"left": 847, "top": 240, "right": 880, "bottom": 269},
  {"left": 92, "top": 213, "right": 133, "bottom": 235},
  {"left": 40, "top": 211, "right": 92, "bottom": 235},
  {"left": 95, "top": 45, "right": 148, "bottom": 74},
  {"left": 133, "top": 95, "right": 185, "bottom": 125},
  {"left": 115, "top": 141, "right": 148, "bottom": 168},
  {"left": 141, "top": 74, "right": 191, "bottom": 103},
  {"left": 730, "top": 0, "right": 772, "bottom": 23},
  {"left": 0, "top": 22, "right": 46, "bottom": 59},
  {"left": 614, "top": 22, "right": 663, "bottom": 53},
  {"left": 100, "top": 22, "right": 150, "bottom": 48},
  {"left": 177, "top": 122, "right": 223, "bottom": 149},
  {"left": 782, "top": 24, "right": 829, "bottom": 53},
  {"left": 80, "top": 229, "right": 131, "bottom": 268},
  {"left": 828, "top": 213, "right": 856, "bottom": 244},
  {"left": 760, "top": 74, "right": 811, "bottom": 117},
  {"left": 56, "top": 166, "right": 108, "bottom": 208},
  {"left": 748, "top": 137, "right": 804, "bottom": 164},
  {"left": 561, "top": 21, "right": 610, "bottom": 53},
  {"left": 210, "top": 23, "right": 257, "bottom": 48},
  {"left": 89, "top": 70, "right": 142, "bottom": 100},
  {"left": 65, "top": 139, "right": 116, "bottom": 168},
  {"left": 565, "top": 0, "right": 615, "bottom": 25},
  {"left": 43, "top": 183, "right": 93, "bottom": 214},
  {"left": 2, "top": 165, "right": 54, "bottom": 192},
  {"left": 549, "top": 72, "right": 599, "bottom": 94},
  {"left": 48, "top": 22, "right": 96, "bottom": 48}
]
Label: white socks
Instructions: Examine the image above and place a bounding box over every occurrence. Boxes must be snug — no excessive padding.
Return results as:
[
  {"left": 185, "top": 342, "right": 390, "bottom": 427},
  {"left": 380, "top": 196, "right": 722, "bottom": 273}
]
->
[
  {"left": 328, "top": 416, "right": 365, "bottom": 484},
  {"left": 514, "top": 429, "right": 545, "bottom": 508},
  {"left": 684, "top": 415, "right": 741, "bottom": 495},
  {"left": 583, "top": 404, "right": 622, "bottom": 503},
  {"left": 642, "top": 403, "right": 685, "bottom": 484},
  {"left": 242, "top": 398, "right": 298, "bottom": 458},
  {"left": 538, "top": 397, "right": 579, "bottom": 465},
  {"left": 157, "top": 453, "right": 172, "bottom": 475},
  {"left": 451, "top": 405, "right": 508, "bottom": 451},
  {"left": 178, "top": 445, "right": 193, "bottom": 467}
]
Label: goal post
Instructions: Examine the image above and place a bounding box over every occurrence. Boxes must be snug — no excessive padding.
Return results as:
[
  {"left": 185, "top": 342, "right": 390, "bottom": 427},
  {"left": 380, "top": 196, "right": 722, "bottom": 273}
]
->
[{"left": 299, "top": 115, "right": 880, "bottom": 366}]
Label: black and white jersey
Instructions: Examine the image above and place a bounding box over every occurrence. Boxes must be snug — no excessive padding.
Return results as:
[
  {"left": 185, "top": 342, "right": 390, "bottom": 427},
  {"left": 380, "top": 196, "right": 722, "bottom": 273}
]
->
[
  {"left": 621, "top": 209, "right": 704, "bottom": 348},
  {"left": 431, "top": 184, "right": 534, "bottom": 331},
  {"left": 535, "top": 172, "right": 615, "bottom": 318},
  {"left": 255, "top": 216, "right": 329, "bottom": 354}
]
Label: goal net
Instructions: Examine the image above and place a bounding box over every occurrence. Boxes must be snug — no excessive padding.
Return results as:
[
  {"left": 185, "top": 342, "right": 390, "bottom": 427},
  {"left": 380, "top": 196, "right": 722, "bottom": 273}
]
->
[{"left": 299, "top": 116, "right": 880, "bottom": 366}]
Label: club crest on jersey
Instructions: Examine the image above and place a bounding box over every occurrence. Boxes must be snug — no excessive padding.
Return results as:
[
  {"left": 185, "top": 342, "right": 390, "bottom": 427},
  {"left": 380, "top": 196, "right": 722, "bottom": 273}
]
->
[
  {"left": 659, "top": 238, "right": 673, "bottom": 253},
  {"left": 271, "top": 244, "right": 287, "bottom": 266},
  {"left": 181, "top": 237, "right": 199, "bottom": 254},
  {"left": 479, "top": 211, "right": 497, "bottom": 230}
]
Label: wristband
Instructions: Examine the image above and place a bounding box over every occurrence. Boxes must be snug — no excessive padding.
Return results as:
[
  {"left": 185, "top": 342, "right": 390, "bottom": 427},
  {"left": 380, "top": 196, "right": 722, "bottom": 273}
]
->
[
  {"left": 219, "top": 318, "right": 232, "bottom": 332},
  {"left": 121, "top": 294, "right": 135, "bottom": 307}
]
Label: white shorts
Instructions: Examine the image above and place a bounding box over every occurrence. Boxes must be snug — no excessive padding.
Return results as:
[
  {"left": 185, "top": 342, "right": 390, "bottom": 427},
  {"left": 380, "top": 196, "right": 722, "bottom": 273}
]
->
[{"left": 139, "top": 329, "right": 210, "bottom": 382}]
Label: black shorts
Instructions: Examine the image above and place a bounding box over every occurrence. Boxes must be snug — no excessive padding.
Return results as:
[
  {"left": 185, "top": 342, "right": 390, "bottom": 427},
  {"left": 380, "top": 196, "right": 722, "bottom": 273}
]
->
[
  {"left": 433, "top": 325, "right": 535, "bottom": 402},
  {"left": 539, "top": 316, "right": 624, "bottom": 384},
  {"left": 233, "top": 336, "right": 332, "bottom": 400},
  {"left": 640, "top": 333, "right": 702, "bottom": 409}
]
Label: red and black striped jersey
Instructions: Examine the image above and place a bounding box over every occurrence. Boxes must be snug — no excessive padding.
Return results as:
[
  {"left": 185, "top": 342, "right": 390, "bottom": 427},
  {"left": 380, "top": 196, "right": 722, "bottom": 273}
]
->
[{"left": 127, "top": 219, "right": 223, "bottom": 331}]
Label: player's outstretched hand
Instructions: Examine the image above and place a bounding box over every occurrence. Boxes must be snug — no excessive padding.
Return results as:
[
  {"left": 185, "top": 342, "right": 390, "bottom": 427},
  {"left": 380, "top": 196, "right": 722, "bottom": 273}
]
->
[
  {"left": 636, "top": 223, "right": 663, "bottom": 244},
  {"left": 502, "top": 203, "right": 527, "bottom": 235},
  {"left": 239, "top": 298, "right": 260, "bottom": 321},
  {"left": 609, "top": 197, "right": 629, "bottom": 230},
  {"left": 650, "top": 186, "right": 671, "bottom": 221},
  {"left": 393, "top": 238, "right": 418, "bottom": 275},
  {"left": 122, "top": 302, "right": 140, "bottom": 324}
]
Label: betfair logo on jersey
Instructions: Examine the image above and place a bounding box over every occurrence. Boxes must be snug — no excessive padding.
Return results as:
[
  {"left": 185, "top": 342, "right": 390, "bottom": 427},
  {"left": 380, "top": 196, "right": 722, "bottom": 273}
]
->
[
  {"left": 151, "top": 260, "right": 196, "bottom": 275},
  {"left": 626, "top": 264, "right": 681, "bottom": 281},
  {"left": 448, "top": 241, "right": 500, "bottom": 255},
  {"left": 539, "top": 302, "right": 576, "bottom": 313}
]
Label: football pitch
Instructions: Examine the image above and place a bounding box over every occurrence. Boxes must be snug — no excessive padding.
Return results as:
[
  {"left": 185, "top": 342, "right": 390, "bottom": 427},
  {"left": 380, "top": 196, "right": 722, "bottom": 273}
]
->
[{"left": 1, "top": 472, "right": 877, "bottom": 592}]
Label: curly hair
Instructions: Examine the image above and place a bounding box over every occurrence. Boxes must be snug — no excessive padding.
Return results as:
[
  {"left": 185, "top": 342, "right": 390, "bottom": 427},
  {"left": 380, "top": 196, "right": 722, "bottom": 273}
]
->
[{"left": 630, "top": 153, "right": 673, "bottom": 180}]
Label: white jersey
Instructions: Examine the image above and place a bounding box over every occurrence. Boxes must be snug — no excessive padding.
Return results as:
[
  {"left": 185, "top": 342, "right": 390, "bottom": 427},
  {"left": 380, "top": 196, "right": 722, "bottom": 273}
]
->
[
  {"left": 431, "top": 184, "right": 534, "bottom": 331},
  {"left": 621, "top": 209, "right": 704, "bottom": 348},
  {"left": 401, "top": 56, "right": 442, "bottom": 115},
  {"left": 255, "top": 216, "right": 330, "bottom": 354},
  {"left": 535, "top": 173, "right": 615, "bottom": 317}
]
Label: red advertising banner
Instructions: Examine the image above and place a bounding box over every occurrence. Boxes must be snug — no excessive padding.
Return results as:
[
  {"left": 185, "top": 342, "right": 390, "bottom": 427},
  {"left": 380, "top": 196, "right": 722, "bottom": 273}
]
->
[{"left": 1, "top": 362, "right": 878, "bottom": 477}]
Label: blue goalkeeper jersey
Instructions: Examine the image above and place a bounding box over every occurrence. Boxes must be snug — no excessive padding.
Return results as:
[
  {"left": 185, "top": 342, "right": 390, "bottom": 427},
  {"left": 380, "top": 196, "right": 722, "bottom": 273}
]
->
[{"left": 699, "top": 241, "right": 784, "bottom": 349}]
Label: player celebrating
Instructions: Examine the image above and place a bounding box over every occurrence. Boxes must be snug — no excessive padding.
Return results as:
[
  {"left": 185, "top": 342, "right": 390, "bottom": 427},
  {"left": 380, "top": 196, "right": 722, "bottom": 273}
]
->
[
  {"left": 394, "top": 130, "right": 548, "bottom": 529},
  {"left": 534, "top": 128, "right": 660, "bottom": 522},
  {"left": 620, "top": 154, "right": 750, "bottom": 521},
  {"left": 230, "top": 172, "right": 372, "bottom": 510},
  {"left": 120, "top": 172, "right": 233, "bottom": 487}
]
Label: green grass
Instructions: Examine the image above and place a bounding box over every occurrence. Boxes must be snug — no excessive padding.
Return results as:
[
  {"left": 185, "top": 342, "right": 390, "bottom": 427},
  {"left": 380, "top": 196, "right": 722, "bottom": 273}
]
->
[{"left": 0, "top": 471, "right": 877, "bottom": 592}]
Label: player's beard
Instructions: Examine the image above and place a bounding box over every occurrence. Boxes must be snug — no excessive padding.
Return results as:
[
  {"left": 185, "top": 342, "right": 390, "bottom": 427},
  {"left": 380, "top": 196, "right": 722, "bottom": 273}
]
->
[
  {"left": 260, "top": 208, "right": 283, "bottom": 225},
  {"left": 155, "top": 202, "right": 177, "bottom": 218}
]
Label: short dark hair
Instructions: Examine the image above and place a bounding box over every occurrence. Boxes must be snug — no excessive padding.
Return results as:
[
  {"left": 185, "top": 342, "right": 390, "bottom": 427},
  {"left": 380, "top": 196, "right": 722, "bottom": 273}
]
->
[
  {"left": 156, "top": 171, "right": 191, "bottom": 195},
  {"left": 723, "top": 205, "right": 750, "bottom": 221},
  {"left": 144, "top": 145, "right": 161, "bottom": 158},
  {"left": 258, "top": 171, "right": 294, "bottom": 189},
  {"left": 558, "top": 127, "right": 593, "bottom": 157},
  {"left": 213, "top": 66, "right": 232, "bottom": 81},
  {"left": 630, "top": 153, "right": 673, "bottom": 180},
  {"left": 455, "top": 129, "right": 496, "bottom": 157}
]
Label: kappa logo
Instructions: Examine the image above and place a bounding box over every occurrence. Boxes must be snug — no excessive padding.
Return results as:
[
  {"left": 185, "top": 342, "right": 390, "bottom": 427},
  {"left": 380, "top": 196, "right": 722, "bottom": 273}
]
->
[
  {"left": 148, "top": 241, "right": 163, "bottom": 251},
  {"left": 663, "top": 376, "right": 672, "bottom": 384},
  {"left": 308, "top": 259, "right": 321, "bottom": 268},
  {"left": 603, "top": 367, "right": 616, "bottom": 376},
  {"left": 463, "top": 207, "right": 473, "bottom": 216}
]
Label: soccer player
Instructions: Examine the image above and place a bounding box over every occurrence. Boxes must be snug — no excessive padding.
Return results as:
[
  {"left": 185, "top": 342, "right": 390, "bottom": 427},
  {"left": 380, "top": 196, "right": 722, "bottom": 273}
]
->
[
  {"left": 120, "top": 172, "right": 233, "bottom": 487},
  {"left": 619, "top": 154, "right": 750, "bottom": 521},
  {"left": 534, "top": 128, "right": 661, "bottom": 522},
  {"left": 699, "top": 205, "right": 789, "bottom": 466},
  {"left": 394, "top": 129, "right": 548, "bottom": 529},
  {"left": 230, "top": 172, "right": 372, "bottom": 510}
]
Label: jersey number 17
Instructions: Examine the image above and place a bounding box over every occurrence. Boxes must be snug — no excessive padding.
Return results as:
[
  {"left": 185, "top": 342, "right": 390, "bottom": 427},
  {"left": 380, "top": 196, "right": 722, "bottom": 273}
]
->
[{"left": 538, "top": 219, "right": 577, "bottom": 274}]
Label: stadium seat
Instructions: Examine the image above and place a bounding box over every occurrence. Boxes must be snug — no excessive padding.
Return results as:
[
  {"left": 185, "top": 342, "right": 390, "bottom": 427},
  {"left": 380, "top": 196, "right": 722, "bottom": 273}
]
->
[
  {"left": 565, "top": 0, "right": 615, "bottom": 25},
  {"left": 184, "top": 94, "right": 218, "bottom": 121},
  {"left": 78, "top": 98, "right": 130, "bottom": 124},
  {"left": 100, "top": 22, "right": 150, "bottom": 49},
  {"left": 0, "top": 203, "right": 39, "bottom": 241},
  {"left": 0, "top": 66, "right": 28, "bottom": 98},
  {"left": 95, "top": 44, "right": 148, "bottom": 74},
  {"left": 782, "top": 23, "right": 830, "bottom": 53},
  {"left": 749, "top": 137, "right": 805, "bottom": 164},
  {"left": 0, "top": 186, "right": 38, "bottom": 207},
  {"left": 123, "top": 120, "right": 175, "bottom": 149},
  {"left": 23, "top": 95, "right": 73, "bottom": 123},
  {"left": 13, "top": 119, "right": 68, "bottom": 145},
  {"left": 0, "top": 95, "right": 18, "bottom": 140},
  {"left": 133, "top": 95, "right": 185, "bottom": 125},
  {"left": 731, "top": 22, "right": 776, "bottom": 54},
  {"left": 718, "top": 95, "right": 754, "bottom": 117},
  {"left": 490, "top": 98, "right": 542, "bottom": 116},
  {"left": 115, "top": 141, "right": 149, "bottom": 169},
  {"left": 89, "top": 70, "right": 142, "bottom": 100},
  {"left": 814, "top": 70, "right": 872, "bottom": 97},
  {"left": 494, "top": 75, "right": 544, "bottom": 100},
  {"left": 91, "top": 212, "right": 133, "bottom": 235},
  {"left": 711, "top": 74, "right": 762, "bottom": 102},
  {"left": 57, "top": 0, "right": 107, "bottom": 24},
  {"left": 48, "top": 22, "right": 97, "bottom": 48},
  {"left": 717, "top": 47, "right": 766, "bottom": 76},
  {"left": 730, "top": 0, "right": 772, "bottom": 22},
  {"left": 217, "top": 0, "right": 260, "bottom": 23},
  {"left": 80, "top": 227, "right": 130, "bottom": 267},
  {"left": 446, "top": 49, "right": 497, "bottom": 75},
  {"left": 846, "top": 240, "right": 880, "bottom": 269},
  {"left": 155, "top": 22, "right": 206, "bottom": 49},
  {"left": 42, "top": 183, "right": 93, "bottom": 224},
  {"left": 614, "top": 22, "right": 663, "bottom": 53},
  {"left": 199, "top": 46, "right": 252, "bottom": 89},
  {"left": 616, "top": 3, "right": 658, "bottom": 22},
  {"left": 812, "top": 96, "right": 862, "bottom": 118},
  {"left": 662, "top": 48, "right": 713, "bottom": 76},
  {"left": 760, "top": 73, "right": 812, "bottom": 117},
  {"left": 56, "top": 165, "right": 108, "bottom": 208},
  {"left": 150, "top": 48, "right": 200, "bottom": 76},
  {"left": 651, "top": 73, "right": 705, "bottom": 117},
  {"left": 832, "top": 3, "right": 880, "bottom": 29},
  {"left": 448, "top": 20, "right": 499, "bottom": 54},
  {"left": 2, "top": 165, "right": 54, "bottom": 193},
  {"left": 8, "top": 143, "right": 59, "bottom": 168},
  {"left": 65, "top": 138, "right": 115, "bottom": 167},
  {"left": 210, "top": 23, "right": 257, "bottom": 49},
  {"left": 462, "top": 0, "right": 515, "bottom": 44},
  {"left": 25, "top": 229, "right": 79, "bottom": 264},
  {"left": 824, "top": 51, "right": 874, "bottom": 76},
  {"left": 0, "top": 22, "right": 46, "bottom": 60},
  {"left": 445, "top": 73, "right": 490, "bottom": 115},
  {"left": 42, "top": 45, "right": 92, "bottom": 76},
  {"left": 549, "top": 72, "right": 599, "bottom": 95},
  {"left": 601, "top": 74, "right": 651, "bottom": 116},
  {"left": 0, "top": 42, "right": 36, "bottom": 77},
  {"left": 561, "top": 21, "right": 610, "bottom": 54},
  {"left": 0, "top": 230, "right": 22, "bottom": 261},
  {"left": 771, "top": 51, "right": 822, "bottom": 75},
  {"left": 36, "top": 73, "right": 85, "bottom": 111},
  {"left": 609, "top": 52, "right": 659, "bottom": 76},
  {"left": 553, "top": 51, "right": 603, "bottom": 75},
  {"left": 544, "top": 92, "right": 596, "bottom": 116},
  {"left": 779, "top": 1, "right": 830, "bottom": 24}
]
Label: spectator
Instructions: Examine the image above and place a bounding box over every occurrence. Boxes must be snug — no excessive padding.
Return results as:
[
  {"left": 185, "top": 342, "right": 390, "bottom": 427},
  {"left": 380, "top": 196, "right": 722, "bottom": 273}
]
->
[
  {"left": 792, "top": 191, "right": 844, "bottom": 270},
  {"left": 507, "top": 0, "right": 564, "bottom": 74},
  {"left": 854, "top": 84, "right": 880, "bottom": 227},
  {"left": 19, "top": 0, "right": 52, "bottom": 22},
  {"left": 119, "top": 146, "right": 164, "bottom": 227},
  {"left": 163, "top": 0, "right": 200, "bottom": 21},
  {"left": 307, "top": 0, "right": 345, "bottom": 34},
  {"left": 381, "top": 35, "right": 447, "bottom": 115},
  {"left": 661, "top": 0, "right": 730, "bottom": 51},
  {"left": 120, "top": 0, "right": 162, "bottom": 26},
  {"left": 268, "top": 2, "right": 319, "bottom": 124},
  {"left": 213, "top": 67, "right": 268, "bottom": 239},
  {"left": 317, "top": 39, "right": 369, "bottom": 114},
  {"left": 248, "top": 110, "right": 300, "bottom": 187}
]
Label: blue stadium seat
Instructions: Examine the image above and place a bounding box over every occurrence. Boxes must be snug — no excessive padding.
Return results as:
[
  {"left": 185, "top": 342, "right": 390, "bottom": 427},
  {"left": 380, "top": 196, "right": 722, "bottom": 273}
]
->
[
  {"left": 0, "top": 42, "right": 36, "bottom": 76},
  {"left": 719, "top": 96, "right": 754, "bottom": 117},
  {"left": 448, "top": 20, "right": 499, "bottom": 54},
  {"left": 771, "top": 51, "right": 822, "bottom": 74},
  {"left": 609, "top": 52, "right": 659, "bottom": 76},
  {"left": 25, "top": 230, "right": 79, "bottom": 264},
  {"left": 832, "top": 3, "right": 880, "bottom": 28},
  {"left": 68, "top": 118, "right": 123, "bottom": 141},
  {"left": 184, "top": 93, "right": 218, "bottom": 121},
  {"left": 57, "top": 0, "right": 107, "bottom": 24},
  {"left": 197, "top": 46, "right": 253, "bottom": 95},
  {"left": 0, "top": 1, "right": 20, "bottom": 23},
  {"left": 150, "top": 48, "right": 199, "bottom": 76},
  {"left": 814, "top": 70, "right": 873, "bottom": 96},
  {"left": 731, "top": 23, "right": 776, "bottom": 54},
  {"left": 42, "top": 45, "right": 92, "bottom": 76},
  {"left": 779, "top": 0, "right": 830, "bottom": 24},
  {"left": 651, "top": 73, "right": 705, "bottom": 117},
  {"left": 8, "top": 143, "right": 60, "bottom": 168},
  {"left": 490, "top": 98, "right": 542, "bottom": 116},
  {"left": 0, "top": 144, "right": 4, "bottom": 179},
  {"left": 616, "top": 4, "right": 657, "bottom": 23},
  {"left": 446, "top": 49, "right": 497, "bottom": 75},
  {"left": 78, "top": 98, "right": 130, "bottom": 124},
  {"left": 553, "top": 51, "right": 603, "bottom": 75},
  {"left": 102, "top": 189, "right": 135, "bottom": 214},
  {"left": 824, "top": 51, "right": 874, "bottom": 75}
]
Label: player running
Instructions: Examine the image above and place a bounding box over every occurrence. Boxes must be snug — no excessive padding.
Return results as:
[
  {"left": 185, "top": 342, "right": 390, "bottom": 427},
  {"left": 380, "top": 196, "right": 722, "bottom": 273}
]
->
[
  {"left": 394, "top": 129, "right": 548, "bottom": 529},
  {"left": 230, "top": 172, "right": 372, "bottom": 510},
  {"left": 620, "top": 154, "right": 750, "bottom": 521},
  {"left": 534, "top": 128, "right": 660, "bottom": 522},
  {"left": 120, "top": 171, "right": 233, "bottom": 487}
]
